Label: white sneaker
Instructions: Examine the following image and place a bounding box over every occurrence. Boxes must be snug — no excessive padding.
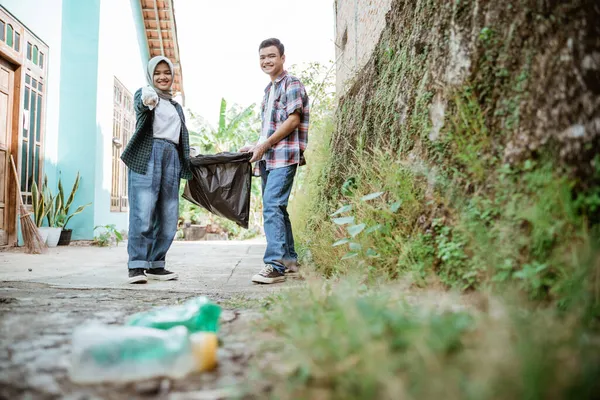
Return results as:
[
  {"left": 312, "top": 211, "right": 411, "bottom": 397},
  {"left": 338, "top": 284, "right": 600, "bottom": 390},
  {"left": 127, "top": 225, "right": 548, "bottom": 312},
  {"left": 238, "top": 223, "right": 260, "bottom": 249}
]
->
[{"left": 251, "top": 265, "right": 286, "bottom": 284}]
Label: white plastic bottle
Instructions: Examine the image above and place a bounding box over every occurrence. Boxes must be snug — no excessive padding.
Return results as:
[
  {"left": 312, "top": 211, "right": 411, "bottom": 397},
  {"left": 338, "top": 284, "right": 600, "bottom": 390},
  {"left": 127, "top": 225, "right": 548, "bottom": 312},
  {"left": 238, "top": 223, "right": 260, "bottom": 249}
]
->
[{"left": 69, "top": 324, "right": 218, "bottom": 384}]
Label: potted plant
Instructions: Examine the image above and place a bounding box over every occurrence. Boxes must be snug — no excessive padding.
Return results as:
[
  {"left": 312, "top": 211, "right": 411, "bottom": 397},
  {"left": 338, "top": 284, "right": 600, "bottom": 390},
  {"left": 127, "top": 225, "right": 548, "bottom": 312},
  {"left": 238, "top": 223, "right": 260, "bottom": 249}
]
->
[
  {"left": 55, "top": 172, "right": 91, "bottom": 246},
  {"left": 43, "top": 179, "right": 63, "bottom": 248},
  {"left": 31, "top": 180, "right": 50, "bottom": 243}
]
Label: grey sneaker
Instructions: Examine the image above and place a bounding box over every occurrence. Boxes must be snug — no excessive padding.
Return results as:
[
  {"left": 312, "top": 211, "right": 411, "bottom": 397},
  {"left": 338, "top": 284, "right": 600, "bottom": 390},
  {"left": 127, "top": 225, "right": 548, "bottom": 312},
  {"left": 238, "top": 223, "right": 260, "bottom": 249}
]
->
[
  {"left": 251, "top": 264, "right": 286, "bottom": 284},
  {"left": 128, "top": 268, "right": 148, "bottom": 284},
  {"left": 146, "top": 268, "right": 178, "bottom": 281}
]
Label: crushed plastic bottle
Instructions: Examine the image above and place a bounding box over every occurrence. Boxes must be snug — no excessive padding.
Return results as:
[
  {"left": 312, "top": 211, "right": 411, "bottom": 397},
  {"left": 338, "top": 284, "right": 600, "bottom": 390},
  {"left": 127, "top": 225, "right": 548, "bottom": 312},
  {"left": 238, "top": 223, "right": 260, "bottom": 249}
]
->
[
  {"left": 69, "top": 325, "right": 218, "bottom": 384},
  {"left": 126, "top": 296, "right": 221, "bottom": 333}
]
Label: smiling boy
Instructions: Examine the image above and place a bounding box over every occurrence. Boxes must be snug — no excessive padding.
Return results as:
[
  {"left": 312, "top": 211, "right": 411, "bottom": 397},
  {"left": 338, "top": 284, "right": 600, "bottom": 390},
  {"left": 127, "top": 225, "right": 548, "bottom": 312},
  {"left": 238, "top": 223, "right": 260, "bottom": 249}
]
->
[{"left": 240, "top": 38, "right": 310, "bottom": 284}]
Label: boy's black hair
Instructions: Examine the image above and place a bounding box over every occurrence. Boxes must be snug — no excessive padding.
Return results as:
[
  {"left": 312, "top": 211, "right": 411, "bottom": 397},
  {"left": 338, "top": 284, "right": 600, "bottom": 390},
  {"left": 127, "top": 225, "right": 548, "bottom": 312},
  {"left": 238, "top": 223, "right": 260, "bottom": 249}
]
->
[{"left": 259, "top": 38, "right": 285, "bottom": 56}]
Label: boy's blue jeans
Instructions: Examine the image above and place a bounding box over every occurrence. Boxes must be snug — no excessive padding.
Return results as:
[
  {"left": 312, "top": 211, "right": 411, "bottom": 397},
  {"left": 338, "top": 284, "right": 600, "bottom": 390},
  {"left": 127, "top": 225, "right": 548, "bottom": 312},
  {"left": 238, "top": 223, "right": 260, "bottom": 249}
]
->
[
  {"left": 127, "top": 139, "right": 181, "bottom": 270},
  {"left": 259, "top": 161, "right": 298, "bottom": 274}
]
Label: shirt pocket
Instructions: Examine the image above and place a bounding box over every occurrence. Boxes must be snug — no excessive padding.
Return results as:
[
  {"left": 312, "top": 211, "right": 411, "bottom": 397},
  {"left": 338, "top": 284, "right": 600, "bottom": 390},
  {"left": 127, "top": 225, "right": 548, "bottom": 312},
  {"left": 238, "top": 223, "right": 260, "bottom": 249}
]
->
[{"left": 274, "top": 100, "right": 288, "bottom": 122}]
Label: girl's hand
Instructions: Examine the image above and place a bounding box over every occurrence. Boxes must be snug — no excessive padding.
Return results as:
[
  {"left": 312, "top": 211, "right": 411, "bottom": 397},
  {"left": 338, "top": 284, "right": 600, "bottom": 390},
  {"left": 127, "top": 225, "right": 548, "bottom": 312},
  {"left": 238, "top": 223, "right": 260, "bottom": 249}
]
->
[{"left": 141, "top": 86, "right": 159, "bottom": 110}]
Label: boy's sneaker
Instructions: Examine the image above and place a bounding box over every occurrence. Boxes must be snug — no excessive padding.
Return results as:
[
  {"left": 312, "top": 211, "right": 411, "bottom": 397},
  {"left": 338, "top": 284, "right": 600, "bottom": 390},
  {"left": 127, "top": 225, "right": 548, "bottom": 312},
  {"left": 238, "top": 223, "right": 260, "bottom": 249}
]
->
[
  {"left": 146, "top": 268, "right": 178, "bottom": 281},
  {"left": 251, "top": 264, "right": 286, "bottom": 284},
  {"left": 284, "top": 260, "right": 300, "bottom": 274},
  {"left": 128, "top": 268, "right": 148, "bottom": 284}
]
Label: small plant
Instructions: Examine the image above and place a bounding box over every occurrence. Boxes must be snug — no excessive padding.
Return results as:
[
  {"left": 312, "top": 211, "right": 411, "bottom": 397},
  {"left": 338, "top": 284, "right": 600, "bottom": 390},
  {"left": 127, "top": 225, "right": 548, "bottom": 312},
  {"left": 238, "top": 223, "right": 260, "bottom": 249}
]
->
[
  {"left": 31, "top": 179, "right": 49, "bottom": 228},
  {"left": 31, "top": 172, "right": 91, "bottom": 229},
  {"left": 55, "top": 172, "right": 91, "bottom": 229},
  {"left": 574, "top": 154, "right": 600, "bottom": 217},
  {"left": 93, "top": 224, "right": 123, "bottom": 247},
  {"left": 331, "top": 190, "right": 390, "bottom": 261},
  {"left": 432, "top": 218, "right": 474, "bottom": 289},
  {"left": 43, "top": 180, "right": 62, "bottom": 228}
]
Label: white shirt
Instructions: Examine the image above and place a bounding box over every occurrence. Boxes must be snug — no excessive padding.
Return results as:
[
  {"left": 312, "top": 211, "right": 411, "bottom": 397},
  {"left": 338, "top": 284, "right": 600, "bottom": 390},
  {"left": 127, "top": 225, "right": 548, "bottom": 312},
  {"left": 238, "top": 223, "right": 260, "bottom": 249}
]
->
[
  {"left": 259, "top": 84, "right": 276, "bottom": 144},
  {"left": 153, "top": 98, "right": 181, "bottom": 144}
]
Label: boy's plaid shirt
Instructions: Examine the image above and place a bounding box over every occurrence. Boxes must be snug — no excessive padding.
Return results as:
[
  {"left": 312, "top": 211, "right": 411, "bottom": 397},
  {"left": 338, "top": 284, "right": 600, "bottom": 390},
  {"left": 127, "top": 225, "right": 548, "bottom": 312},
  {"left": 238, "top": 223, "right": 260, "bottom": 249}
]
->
[{"left": 254, "top": 71, "right": 309, "bottom": 175}]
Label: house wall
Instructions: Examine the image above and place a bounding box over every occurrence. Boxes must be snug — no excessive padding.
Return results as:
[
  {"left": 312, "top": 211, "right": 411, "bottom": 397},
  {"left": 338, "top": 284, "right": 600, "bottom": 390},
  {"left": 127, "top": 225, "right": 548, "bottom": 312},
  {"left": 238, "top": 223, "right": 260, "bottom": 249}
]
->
[
  {"left": 3, "top": 0, "right": 150, "bottom": 241},
  {"left": 54, "top": 0, "right": 102, "bottom": 240},
  {"left": 93, "top": 0, "right": 147, "bottom": 235},
  {"left": 0, "top": 0, "right": 63, "bottom": 186},
  {"left": 335, "top": 0, "right": 392, "bottom": 95}
]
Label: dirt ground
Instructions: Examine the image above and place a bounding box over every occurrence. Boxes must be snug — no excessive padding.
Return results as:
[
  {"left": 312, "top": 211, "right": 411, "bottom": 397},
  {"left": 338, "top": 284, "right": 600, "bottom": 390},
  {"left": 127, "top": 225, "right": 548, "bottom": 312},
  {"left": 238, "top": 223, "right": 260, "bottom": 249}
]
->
[{"left": 0, "top": 241, "right": 300, "bottom": 400}]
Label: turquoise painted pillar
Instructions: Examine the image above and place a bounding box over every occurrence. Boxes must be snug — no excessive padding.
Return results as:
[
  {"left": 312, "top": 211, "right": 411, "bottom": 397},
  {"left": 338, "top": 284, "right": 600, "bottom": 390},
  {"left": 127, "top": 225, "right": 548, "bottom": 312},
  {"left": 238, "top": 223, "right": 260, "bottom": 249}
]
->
[{"left": 56, "top": 0, "right": 101, "bottom": 240}]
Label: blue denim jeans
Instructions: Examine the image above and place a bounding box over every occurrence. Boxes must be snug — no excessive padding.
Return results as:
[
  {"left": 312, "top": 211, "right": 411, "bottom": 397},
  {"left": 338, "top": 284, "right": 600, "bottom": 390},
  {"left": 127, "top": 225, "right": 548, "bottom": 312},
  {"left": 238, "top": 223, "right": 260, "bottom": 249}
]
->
[
  {"left": 259, "top": 161, "right": 298, "bottom": 274},
  {"left": 127, "top": 139, "right": 181, "bottom": 270}
]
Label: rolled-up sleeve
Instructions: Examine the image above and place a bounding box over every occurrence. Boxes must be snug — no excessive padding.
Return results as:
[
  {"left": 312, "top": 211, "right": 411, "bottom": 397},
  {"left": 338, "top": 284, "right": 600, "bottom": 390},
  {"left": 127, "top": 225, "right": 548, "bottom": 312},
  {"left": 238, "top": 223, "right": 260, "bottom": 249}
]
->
[{"left": 286, "top": 80, "right": 308, "bottom": 116}]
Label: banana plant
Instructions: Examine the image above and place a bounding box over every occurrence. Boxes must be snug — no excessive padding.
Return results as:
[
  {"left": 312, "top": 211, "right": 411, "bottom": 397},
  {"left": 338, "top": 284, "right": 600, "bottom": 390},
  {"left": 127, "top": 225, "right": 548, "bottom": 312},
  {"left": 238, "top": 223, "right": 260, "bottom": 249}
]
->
[{"left": 189, "top": 98, "right": 258, "bottom": 154}]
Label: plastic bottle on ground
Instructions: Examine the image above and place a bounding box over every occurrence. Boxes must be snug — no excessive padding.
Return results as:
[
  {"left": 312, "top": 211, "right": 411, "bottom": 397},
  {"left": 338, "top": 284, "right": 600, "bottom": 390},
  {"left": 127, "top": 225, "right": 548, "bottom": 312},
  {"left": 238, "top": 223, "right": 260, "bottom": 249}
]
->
[
  {"left": 126, "top": 296, "right": 221, "bottom": 333},
  {"left": 69, "top": 324, "right": 218, "bottom": 384}
]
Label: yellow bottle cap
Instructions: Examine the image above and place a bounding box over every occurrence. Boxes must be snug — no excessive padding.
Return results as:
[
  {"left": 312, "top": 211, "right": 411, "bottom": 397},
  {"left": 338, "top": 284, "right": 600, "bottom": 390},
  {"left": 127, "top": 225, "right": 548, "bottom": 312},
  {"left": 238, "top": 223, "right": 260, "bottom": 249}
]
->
[{"left": 190, "top": 332, "right": 219, "bottom": 372}]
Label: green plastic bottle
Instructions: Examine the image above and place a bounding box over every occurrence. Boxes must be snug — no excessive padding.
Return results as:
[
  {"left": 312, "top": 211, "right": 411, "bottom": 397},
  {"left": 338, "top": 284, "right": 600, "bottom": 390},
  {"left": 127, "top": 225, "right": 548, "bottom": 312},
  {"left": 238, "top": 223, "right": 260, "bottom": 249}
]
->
[
  {"left": 69, "top": 325, "right": 219, "bottom": 384},
  {"left": 126, "top": 296, "right": 221, "bottom": 333}
]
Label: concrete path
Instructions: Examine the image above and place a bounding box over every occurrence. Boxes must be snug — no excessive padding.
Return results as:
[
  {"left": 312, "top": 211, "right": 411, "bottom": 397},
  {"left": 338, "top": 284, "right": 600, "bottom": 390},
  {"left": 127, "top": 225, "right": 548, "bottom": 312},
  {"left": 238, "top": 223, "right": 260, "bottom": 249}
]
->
[{"left": 0, "top": 239, "right": 302, "bottom": 294}]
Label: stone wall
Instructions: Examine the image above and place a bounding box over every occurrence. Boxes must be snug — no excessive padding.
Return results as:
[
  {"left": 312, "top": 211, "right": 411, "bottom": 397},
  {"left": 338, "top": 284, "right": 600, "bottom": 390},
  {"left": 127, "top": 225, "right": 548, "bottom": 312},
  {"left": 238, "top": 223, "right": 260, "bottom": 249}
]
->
[
  {"left": 332, "top": 0, "right": 599, "bottom": 177},
  {"left": 334, "top": 0, "right": 393, "bottom": 95}
]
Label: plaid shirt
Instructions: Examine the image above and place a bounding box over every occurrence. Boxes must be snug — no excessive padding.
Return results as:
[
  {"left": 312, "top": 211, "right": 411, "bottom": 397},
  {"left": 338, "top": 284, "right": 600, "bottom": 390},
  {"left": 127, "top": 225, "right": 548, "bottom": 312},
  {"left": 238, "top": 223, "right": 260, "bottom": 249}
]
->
[
  {"left": 255, "top": 71, "right": 309, "bottom": 174},
  {"left": 121, "top": 88, "right": 192, "bottom": 180}
]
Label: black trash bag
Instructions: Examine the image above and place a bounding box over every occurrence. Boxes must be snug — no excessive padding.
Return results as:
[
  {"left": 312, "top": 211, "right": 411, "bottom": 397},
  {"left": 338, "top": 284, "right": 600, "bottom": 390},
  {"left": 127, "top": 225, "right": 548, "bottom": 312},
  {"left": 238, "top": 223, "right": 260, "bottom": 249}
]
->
[{"left": 182, "top": 152, "right": 253, "bottom": 229}]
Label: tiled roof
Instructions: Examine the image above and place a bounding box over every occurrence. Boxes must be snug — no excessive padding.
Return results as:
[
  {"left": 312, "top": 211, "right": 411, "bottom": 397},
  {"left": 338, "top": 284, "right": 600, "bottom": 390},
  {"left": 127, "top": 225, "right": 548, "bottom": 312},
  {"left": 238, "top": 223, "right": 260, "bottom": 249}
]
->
[{"left": 139, "top": 0, "right": 184, "bottom": 100}]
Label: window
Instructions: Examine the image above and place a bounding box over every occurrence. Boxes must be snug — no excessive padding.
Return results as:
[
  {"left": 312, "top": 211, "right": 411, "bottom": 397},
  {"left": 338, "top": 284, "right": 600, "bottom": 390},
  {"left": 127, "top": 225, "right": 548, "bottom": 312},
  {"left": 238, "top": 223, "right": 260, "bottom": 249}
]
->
[
  {"left": 21, "top": 74, "right": 44, "bottom": 205},
  {"left": 111, "top": 78, "right": 133, "bottom": 212},
  {"left": 0, "top": 15, "right": 22, "bottom": 52},
  {"left": 25, "top": 42, "right": 43, "bottom": 68},
  {"left": 0, "top": 6, "right": 47, "bottom": 206},
  {"left": 6, "top": 24, "right": 12, "bottom": 47}
]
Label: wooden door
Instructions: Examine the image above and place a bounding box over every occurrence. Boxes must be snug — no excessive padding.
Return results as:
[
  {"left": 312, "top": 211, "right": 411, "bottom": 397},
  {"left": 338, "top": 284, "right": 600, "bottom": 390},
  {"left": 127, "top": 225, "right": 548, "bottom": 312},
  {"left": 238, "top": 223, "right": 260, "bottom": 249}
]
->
[{"left": 0, "top": 57, "right": 14, "bottom": 246}]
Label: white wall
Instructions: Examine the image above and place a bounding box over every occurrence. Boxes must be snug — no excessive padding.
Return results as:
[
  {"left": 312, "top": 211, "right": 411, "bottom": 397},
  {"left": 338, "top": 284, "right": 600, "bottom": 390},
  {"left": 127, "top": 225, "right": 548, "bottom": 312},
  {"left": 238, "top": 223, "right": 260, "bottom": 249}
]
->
[
  {"left": 94, "top": 0, "right": 146, "bottom": 232},
  {"left": 1, "top": 0, "right": 63, "bottom": 179}
]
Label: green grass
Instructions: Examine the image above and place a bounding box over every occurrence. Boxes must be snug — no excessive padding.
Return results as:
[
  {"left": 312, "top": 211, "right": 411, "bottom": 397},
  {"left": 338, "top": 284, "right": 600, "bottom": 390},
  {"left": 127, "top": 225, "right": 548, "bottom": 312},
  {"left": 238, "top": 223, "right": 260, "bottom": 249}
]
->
[
  {"left": 217, "top": 295, "right": 269, "bottom": 310},
  {"left": 279, "top": 1, "right": 600, "bottom": 395},
  {"left": 245, "top": 277, "right": 600, "bottom": 400}
]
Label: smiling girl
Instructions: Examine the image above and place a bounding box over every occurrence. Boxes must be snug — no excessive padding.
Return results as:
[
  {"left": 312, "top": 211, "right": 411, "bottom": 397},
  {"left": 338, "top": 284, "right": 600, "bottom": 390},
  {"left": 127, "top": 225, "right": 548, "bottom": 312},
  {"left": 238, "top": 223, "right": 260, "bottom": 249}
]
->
[{"left": 120, "top": 56, "right": 192, "bottom": 284}]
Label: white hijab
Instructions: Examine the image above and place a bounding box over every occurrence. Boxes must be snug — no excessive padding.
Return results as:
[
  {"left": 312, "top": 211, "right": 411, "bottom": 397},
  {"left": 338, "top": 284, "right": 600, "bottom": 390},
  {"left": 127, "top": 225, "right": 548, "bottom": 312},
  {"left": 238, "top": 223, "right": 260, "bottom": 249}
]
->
[{"left": 146, "top": 56, "right": 174, "bottom": 100}]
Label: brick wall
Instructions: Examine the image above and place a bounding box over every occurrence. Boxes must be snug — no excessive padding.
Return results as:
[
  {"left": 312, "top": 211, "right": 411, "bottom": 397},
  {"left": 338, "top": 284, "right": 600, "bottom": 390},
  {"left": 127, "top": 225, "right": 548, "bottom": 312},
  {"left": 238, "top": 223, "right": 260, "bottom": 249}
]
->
[{"left": 335, "top": 0, "right": 393, "bottom": 95}]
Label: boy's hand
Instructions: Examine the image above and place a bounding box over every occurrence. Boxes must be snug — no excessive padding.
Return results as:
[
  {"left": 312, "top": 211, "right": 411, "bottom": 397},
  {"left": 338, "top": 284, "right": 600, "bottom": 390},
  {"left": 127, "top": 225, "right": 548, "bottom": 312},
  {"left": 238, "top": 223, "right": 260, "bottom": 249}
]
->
[
  {"left": 141, "top": 86, "right": 159, "bottom": 110},
  {"left": 249, "top": 142, "right": 271, "bottom": 163}
]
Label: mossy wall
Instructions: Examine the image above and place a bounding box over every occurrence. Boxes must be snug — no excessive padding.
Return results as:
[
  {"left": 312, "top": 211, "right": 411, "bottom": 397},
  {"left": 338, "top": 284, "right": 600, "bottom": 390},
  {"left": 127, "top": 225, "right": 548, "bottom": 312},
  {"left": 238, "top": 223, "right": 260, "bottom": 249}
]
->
[{"left": 296, "top": 0, "right": 600, "bottom": 302}]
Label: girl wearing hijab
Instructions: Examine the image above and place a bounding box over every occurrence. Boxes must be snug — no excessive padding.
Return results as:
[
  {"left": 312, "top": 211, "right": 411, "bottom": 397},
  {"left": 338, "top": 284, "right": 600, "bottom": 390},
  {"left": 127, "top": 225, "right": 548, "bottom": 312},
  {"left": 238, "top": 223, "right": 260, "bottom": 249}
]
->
[{"left": 120, "top": 56, "right": 192, "bottom": 284}]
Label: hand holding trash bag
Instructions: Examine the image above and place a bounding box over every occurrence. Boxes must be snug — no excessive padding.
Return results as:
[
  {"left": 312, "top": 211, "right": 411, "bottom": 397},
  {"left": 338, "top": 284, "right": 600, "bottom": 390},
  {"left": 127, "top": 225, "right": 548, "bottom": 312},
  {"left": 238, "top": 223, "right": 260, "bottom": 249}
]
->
[
  {"left": 249, "top": 142, "right": 271, "bottom": 163},
  {"left": 183, "top": 152, "right": 253, "bottom": 229}
]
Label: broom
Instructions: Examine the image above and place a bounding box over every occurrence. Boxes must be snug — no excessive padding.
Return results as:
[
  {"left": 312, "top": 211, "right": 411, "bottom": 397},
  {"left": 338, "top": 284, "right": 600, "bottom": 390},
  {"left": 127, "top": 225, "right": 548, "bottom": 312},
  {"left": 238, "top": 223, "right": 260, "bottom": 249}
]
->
[{"left": 9, "top": 155, "right": 47, "bottom": 254}]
